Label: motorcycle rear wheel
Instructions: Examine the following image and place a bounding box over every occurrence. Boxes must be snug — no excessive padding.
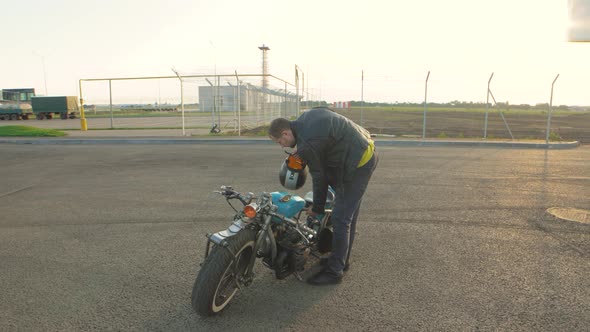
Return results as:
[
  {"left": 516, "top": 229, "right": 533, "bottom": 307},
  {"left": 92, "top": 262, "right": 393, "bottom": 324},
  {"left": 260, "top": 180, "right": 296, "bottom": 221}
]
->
[{"left": 191, "top": 229, "right": 256, "bottom": 316}]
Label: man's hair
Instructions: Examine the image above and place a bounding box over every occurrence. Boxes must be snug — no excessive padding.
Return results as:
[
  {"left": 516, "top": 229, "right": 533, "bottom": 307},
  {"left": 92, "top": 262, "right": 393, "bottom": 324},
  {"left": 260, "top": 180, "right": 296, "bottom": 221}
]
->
[{"left": 268, "top": 118, "right": 291, "bottom": 138}]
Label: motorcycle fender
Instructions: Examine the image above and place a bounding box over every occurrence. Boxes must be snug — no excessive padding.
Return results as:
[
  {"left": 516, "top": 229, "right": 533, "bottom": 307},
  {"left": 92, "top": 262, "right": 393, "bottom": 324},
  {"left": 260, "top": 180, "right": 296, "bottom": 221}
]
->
[{"left": 208, "top": 219, "right": 248, "bottom": 246}]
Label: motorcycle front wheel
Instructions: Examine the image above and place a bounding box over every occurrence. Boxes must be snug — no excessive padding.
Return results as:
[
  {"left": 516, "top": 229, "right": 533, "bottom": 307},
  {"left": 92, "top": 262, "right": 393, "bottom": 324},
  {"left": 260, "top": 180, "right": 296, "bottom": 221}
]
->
[{"left": 191, "top": 228, "right": 256, "bottom": 316}]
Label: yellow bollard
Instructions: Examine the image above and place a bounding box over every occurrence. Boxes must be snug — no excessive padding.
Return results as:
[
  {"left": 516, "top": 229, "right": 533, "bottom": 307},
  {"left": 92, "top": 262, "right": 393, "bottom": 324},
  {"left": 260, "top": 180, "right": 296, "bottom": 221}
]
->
[
  {"left": 79, "top": 97, "right": 88, "bottom": 131},
  {"left": 80, "top": 118, "right": 88, "bottom": 131}
]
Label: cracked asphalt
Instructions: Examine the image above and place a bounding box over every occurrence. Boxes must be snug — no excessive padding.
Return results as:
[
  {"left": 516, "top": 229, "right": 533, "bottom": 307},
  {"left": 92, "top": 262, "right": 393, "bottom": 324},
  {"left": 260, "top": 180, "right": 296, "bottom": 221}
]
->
[{"left": 1, "top": 143, "right": 589, "bottom": 331}]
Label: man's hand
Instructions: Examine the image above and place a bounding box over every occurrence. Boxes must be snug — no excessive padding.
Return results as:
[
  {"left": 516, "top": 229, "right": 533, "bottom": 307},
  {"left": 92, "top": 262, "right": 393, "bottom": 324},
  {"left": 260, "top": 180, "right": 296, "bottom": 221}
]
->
[{"left": 306, "top": 205, "right": 319, "bottom": 218}]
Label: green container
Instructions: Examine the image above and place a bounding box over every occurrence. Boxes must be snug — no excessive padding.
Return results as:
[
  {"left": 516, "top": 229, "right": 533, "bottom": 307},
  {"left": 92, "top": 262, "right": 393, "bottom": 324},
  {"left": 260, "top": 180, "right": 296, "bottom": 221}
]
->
[
  {"left": 31, "top": 96, "right": 79, "bottom": 114},
  {"left": 31, "top": 96, "right": 79, "bottom": 119}
]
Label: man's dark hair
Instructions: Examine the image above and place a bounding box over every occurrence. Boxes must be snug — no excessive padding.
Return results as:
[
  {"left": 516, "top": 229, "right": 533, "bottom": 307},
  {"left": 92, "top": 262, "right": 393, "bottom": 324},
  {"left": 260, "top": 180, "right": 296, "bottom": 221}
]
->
[{"left": 269, "top": 118, "right": 291, "bottom": 138}]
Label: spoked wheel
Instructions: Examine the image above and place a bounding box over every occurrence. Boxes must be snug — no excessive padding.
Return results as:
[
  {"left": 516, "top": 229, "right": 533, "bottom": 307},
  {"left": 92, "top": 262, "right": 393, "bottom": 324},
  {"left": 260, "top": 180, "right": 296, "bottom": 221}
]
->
[{"left": 191, "top": 229, "right": 256, "bottom": 316}]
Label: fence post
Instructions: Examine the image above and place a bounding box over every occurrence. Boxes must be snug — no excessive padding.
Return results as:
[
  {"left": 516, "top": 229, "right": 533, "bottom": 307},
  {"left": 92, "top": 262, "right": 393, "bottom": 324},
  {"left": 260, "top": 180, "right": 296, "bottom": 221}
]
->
[
  {"left": 295, "top": 65, "right": 301, "bottom": 115},
  {"left": 216, "top": 75, "right": 221, "bottom": 129},
  {"left": 235, "top": 71, "right": 240, "bottom": 136},
  {"left": 488, "top": 89, "right": 514, "bottom": 140},
  {"left": 545, "top": 74, "right": 560, "bottom": 144},
  {"left": 361, "top": 70, "right": 364, "bottom": 127},
  {"left": 109, "top": 80, "right": 113, "bottom": 129},
  {"left": 205, "top": 78, "right": 216, "bottom": 129},
  {"left": 422, "top": 71, "right": 430, "bottom": 139},
  {"left": 171, "top": 68, "right": 185, "bottom": 136},
  {"left": 484, "top": 73, "right": 494, "bottom": 139},
  {"left": 284, "top": 82, "right": 287, "bottom": 118}
]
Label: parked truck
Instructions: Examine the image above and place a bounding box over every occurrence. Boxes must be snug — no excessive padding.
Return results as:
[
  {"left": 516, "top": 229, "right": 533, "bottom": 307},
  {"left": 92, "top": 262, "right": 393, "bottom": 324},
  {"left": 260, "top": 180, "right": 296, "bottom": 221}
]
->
[
  {"left": 0, "top": 88, "right": 35, "bottom": 120},
  {"left": 31, "top": 96, "right": 79, "bottom": 120},
  {"left": 0, "top": 103, "right": 34, "bottom": 120},
  {"left": 1, "top": 88, "right": 79, "bottom": 121}
]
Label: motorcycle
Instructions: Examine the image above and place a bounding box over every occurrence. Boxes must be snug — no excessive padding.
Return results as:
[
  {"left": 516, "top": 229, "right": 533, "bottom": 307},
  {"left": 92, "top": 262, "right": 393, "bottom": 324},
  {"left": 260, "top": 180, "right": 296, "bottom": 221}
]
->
[{"left": 191, "top": 185, "right": 335, "bottom": 317}]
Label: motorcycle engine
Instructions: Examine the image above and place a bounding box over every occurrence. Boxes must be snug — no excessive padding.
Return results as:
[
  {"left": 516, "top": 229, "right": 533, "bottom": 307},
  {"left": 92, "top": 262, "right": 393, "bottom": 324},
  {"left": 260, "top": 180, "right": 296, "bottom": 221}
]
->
[{"left": 273, "top": 228, "right": 309, "bottom": 279}]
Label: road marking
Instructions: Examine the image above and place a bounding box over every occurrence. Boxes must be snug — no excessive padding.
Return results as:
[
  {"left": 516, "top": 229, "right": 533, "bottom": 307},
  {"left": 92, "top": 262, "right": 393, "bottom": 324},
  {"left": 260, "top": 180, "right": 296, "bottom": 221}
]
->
[{"left": 0, "top": 185, "right": 34, "bottom": 198}]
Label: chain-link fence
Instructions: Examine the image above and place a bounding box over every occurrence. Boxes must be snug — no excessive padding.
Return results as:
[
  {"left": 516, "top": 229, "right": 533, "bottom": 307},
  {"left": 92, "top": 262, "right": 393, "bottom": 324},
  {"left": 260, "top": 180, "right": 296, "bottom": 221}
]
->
[
  {"left": 79, "top": 73, "right": 299, "bottom": 135},
  {"left": 337, "top": 105, "right": 588, "bottom": 141},
  {"left": 339, "top": 71, "right": 589, "bottom": 143},
  {"left": 78, "top": 70, "right": 589, "bottom": 142}
]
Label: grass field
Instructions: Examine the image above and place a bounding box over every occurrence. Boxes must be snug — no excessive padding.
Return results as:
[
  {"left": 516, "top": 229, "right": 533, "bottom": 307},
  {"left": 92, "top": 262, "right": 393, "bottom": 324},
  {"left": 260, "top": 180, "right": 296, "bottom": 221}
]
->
[
  {"left": 6, "top": 105, "right": 585, "bottom": 142},
  {"left": 334, "top": 107, "right": 590, "bottom": 142},
  {"left": 231, "top": 106, "right": 589, "bottom": 142},
  {"left": 0, "top": 126, "right": 66, "bottom": 137}
]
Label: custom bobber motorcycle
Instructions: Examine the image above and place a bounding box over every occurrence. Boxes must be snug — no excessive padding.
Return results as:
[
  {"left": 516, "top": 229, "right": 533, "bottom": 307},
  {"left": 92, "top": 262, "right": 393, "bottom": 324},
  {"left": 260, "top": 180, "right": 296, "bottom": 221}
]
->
[{"left": 191, "top": 154, "right": 334, "bottom": 317}]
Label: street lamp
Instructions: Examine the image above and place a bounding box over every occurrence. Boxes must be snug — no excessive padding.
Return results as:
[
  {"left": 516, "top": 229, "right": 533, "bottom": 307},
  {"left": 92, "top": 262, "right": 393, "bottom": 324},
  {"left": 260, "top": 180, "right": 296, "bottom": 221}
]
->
[{"left": 33, "top": 51, "right": 48, "bottom": 95}]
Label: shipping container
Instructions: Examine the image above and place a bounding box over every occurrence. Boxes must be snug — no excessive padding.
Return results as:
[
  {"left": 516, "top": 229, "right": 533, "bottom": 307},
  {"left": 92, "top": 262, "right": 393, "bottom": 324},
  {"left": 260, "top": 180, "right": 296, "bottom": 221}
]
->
[{"left": 31, "top": 96, "right": 79, "bottom": 120}]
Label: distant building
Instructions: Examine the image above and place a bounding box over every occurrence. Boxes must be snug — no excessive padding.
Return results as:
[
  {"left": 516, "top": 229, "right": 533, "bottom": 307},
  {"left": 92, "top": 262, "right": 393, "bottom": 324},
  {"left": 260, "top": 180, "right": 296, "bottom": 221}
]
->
[
  {"left": 1, "top": 88, "right": 36, "bottom": 103},
  {"left": 198, "top": 84, "right": 297, "bottom": 113}
]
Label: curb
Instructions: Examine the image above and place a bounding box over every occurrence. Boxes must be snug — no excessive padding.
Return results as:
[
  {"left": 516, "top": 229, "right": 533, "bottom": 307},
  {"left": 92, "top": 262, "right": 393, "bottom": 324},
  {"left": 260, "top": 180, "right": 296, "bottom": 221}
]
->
[
  {"left": 0, "top": 138, "right": 273, "bottom": 145},
  {"left": 0, "top": 137, "right": 581, "bottom": 149},
  {"left": 376, "top": 140, "right": 581, "bottom": 149}
]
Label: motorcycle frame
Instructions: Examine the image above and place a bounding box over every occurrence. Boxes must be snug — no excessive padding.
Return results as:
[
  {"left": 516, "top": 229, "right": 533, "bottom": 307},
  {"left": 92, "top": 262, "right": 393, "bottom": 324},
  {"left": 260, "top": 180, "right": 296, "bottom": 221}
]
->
[{"left": 201, "top": 191, "right": 332, "bottom": 282}]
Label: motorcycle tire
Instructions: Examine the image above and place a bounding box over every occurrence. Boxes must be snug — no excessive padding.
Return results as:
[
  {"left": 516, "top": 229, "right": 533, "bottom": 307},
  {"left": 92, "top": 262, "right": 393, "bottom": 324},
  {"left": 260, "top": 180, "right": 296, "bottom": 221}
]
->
[{"left": 191, "top": 228, "right": 256, "bottom": 316}]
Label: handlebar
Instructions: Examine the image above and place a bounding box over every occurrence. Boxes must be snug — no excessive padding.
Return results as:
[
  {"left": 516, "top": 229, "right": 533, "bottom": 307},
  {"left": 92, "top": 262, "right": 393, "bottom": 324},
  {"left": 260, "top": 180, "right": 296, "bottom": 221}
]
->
[{"left": 215, "top": 186, "right": 254, "bottom": 205}]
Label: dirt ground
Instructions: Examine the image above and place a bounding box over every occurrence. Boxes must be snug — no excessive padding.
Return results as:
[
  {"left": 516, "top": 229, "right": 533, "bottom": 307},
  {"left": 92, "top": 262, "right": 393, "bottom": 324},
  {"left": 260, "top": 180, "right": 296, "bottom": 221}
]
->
[{"left": 334, "top": 109, "right": 590, "bottom": 143}]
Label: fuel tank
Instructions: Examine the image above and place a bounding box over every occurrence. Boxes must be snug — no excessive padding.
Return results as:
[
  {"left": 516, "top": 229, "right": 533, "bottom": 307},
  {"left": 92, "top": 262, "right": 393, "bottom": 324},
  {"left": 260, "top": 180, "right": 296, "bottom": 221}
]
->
[{"left": 270, "top": 192, "right": 305, "bottom": 222}]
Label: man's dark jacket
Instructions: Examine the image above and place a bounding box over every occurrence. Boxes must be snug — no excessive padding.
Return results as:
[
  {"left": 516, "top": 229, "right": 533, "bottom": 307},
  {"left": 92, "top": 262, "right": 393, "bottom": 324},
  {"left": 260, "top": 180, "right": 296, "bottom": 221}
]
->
[{"left": 290, "top": 107, "right": 372, "bottom": 215}]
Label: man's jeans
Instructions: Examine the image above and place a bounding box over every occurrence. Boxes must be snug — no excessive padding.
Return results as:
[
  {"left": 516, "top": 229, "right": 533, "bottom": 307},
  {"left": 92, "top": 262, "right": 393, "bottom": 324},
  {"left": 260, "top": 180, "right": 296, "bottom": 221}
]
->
[{"left": 327, "top": 153, "right": 379, "bottom": 274}]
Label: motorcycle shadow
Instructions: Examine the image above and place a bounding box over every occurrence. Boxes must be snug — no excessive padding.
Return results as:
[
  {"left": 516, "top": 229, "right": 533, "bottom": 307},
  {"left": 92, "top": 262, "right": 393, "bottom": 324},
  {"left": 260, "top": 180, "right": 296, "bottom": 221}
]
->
[
  {"left": 142, "top": 257, "right": 337, "bottom": 331},
  {"left": 197, "top": 257, "right": 335, "bottom": 325}
]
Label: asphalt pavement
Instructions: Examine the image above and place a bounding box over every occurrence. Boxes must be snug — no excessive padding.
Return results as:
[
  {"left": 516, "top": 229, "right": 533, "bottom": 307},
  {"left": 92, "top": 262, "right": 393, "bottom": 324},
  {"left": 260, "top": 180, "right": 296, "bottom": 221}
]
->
[{"left": 1, "top": 142, "right": 589, "bottom": 331}]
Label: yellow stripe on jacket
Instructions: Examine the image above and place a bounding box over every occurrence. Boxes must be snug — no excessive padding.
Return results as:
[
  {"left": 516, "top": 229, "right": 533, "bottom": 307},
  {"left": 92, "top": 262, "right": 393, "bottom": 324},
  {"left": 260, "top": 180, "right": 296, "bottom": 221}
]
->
[{"left": 357, "top": 140, "right": 375, "bottom": 168}]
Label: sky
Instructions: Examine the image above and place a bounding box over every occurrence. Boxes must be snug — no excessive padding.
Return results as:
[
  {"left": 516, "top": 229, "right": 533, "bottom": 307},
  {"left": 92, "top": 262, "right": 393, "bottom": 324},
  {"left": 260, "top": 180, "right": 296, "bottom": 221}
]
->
[{"left": 1, "top": 0, "right": 588, "bottom": 106}]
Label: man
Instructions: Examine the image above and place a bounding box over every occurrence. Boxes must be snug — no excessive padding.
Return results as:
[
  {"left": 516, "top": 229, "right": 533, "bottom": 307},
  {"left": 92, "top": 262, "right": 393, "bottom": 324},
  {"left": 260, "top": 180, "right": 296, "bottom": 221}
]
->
[{"left": 269, "top": 107, "right": 378, "bottom": 286}]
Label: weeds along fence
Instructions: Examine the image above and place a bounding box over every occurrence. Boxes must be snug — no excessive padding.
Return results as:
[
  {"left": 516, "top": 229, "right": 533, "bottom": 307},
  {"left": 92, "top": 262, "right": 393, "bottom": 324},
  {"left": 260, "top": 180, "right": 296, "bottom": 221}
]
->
[{"left": 79, "top": 73, "right": 299, "bottom": 135}]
